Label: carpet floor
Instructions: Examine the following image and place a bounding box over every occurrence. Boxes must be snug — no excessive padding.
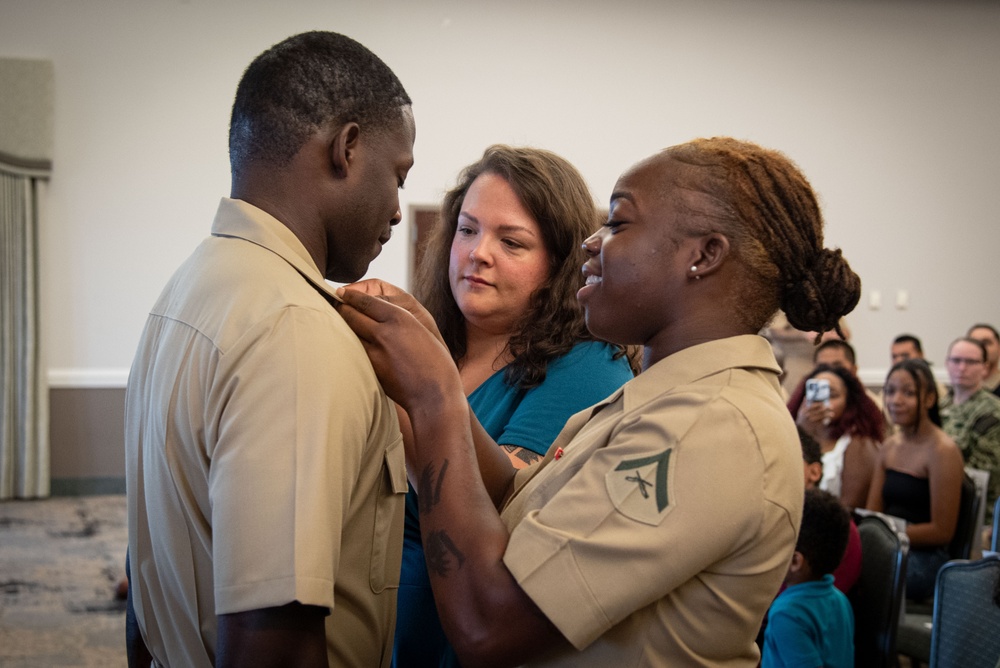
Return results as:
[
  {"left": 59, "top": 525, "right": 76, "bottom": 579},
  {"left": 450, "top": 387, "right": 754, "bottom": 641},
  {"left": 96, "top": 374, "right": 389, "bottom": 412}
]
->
[{"left": 0, "top": 494, "right": 128, "bottom": 667}]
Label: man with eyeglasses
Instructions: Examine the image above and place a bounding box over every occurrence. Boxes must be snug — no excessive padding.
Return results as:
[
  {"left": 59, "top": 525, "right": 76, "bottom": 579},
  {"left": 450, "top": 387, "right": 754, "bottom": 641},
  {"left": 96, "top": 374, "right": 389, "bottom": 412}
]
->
[{"left": 941, "top": 337, "right": 1000, "bottom": 517}]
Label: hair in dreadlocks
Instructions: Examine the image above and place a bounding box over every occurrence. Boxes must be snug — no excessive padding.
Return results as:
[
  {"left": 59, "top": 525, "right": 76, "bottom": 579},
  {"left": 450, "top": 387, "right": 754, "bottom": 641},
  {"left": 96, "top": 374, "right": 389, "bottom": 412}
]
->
[{"left": 664, "top": 137, "right": 861, "bottom": 337}]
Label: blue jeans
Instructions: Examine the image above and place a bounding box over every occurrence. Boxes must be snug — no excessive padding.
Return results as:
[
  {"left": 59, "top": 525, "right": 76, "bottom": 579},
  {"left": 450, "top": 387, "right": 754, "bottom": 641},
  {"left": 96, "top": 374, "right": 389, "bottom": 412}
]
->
[{"left": 906, "top": 546, "right": 949, "bottom": 602}]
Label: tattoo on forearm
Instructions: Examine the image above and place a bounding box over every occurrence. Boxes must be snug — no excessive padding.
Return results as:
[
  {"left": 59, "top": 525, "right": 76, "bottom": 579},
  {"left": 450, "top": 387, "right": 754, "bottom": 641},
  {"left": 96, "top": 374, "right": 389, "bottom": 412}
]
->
[
  {"left": 503, "top": 445, "right": 541, "bottom": 465},
  {"left": 425, "top": 530, "right": 465, "bottom": 577},
  {"left": 418, "top": 459, "right": 449, "bottom": 515}
]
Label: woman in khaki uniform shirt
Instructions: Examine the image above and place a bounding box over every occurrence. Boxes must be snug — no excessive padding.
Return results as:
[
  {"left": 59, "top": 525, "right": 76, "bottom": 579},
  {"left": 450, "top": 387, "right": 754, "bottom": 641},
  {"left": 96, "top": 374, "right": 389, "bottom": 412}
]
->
[{"left": 339, "top": 137, "right": 862, "bottom": 666}]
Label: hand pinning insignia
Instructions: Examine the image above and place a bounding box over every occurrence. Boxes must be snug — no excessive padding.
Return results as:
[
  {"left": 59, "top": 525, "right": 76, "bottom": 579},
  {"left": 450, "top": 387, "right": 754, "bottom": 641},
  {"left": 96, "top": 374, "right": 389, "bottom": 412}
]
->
[{"left": 605, "top": 449, "right": 673, "bottom": 526}]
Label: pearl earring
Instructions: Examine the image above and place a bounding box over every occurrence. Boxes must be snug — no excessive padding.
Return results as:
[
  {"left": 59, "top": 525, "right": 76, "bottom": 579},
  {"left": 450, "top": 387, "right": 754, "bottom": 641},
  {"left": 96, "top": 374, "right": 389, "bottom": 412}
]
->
[{"left": 691, "top": 266, "right": 701, "bottom": 280}]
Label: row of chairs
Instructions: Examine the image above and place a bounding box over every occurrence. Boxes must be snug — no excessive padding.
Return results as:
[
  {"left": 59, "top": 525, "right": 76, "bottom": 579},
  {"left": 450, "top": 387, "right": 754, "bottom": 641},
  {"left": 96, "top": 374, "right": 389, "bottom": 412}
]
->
[{"left": 862, "top": 493, "right": 1000, "bottom": 668}]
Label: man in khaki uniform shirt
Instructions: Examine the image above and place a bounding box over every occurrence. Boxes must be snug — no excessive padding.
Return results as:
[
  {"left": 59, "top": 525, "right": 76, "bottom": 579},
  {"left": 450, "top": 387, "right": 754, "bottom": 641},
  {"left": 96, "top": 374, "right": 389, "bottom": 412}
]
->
[
  {"left": 500, "top": 336, "right": 802, "bottom": 666},
  {"left": 125, "top": 32, "right": 415, "bottom": 667}
]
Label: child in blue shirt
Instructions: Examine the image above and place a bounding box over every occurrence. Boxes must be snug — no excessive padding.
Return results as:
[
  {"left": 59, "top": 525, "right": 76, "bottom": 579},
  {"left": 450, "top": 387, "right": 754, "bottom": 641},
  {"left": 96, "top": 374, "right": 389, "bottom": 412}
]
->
[{"left": 762, "top": 488, "right": 855, "bottom": 668}]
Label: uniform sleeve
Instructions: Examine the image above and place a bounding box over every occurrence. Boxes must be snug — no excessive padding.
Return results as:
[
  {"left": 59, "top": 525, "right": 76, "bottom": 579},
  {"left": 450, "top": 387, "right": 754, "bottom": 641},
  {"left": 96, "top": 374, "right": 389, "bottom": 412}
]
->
[
  {"left": 496, "top": 342, "right": 633, "bottom": 455},
  {"left": 503, "top": 393, "right": 794, "bottom": 649},
  {"left": 207, "top": 306, "right": 387, "bottom": 614},
  {"left": 965, "top": 405, "right": 1000, "bottom": 509}
]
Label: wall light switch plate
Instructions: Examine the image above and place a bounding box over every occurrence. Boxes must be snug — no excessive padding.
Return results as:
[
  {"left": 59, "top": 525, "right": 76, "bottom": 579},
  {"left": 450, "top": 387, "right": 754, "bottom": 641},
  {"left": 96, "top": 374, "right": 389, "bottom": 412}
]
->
[{"left": 870, "top": 290, "right": 881, "bottom": 310}]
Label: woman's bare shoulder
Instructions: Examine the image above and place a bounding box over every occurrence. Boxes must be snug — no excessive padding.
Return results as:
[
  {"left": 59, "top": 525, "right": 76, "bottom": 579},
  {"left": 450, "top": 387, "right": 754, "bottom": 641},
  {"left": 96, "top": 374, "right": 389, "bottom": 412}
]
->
[{"left": 929, "top": 428, "right": 964, "bottom": 465}]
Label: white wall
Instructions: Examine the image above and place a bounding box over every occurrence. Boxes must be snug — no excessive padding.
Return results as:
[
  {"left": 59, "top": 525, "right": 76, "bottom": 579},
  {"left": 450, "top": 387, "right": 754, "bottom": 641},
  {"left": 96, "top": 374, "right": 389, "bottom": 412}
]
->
[{"left": 2, "top": 0, "right": 998, "bottom": 388}]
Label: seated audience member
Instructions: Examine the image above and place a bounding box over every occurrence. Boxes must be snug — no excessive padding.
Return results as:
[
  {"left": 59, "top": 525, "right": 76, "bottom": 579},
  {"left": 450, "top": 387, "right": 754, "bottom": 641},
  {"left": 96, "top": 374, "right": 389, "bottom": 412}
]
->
[
  {"left": 867, "top": 358, "right": 964, "bottom": 601},
  {"left": 968, "top": 324, "right": 1000, "bottom": 396},
  {"left": 393, "top": 145, "right": 635, "bottom": 667},
  {"left": 813, "top": 338, "right": 884, "bottom": 412},
  {"left": 813, "top": 338, "right": 858, "bottom": 374},
  {"left": 799, "top": 426, "right": 861, "bottom": 593},
  {"left": 762, "top": 488, "right": 854, "bottom": 668},
  {"left": 789, "top": 364, "right": 884, "bottom": 510},
  {"left": 891, "top": 334, "right": 925, "bottom": 365},
  {"left": 941, "top": 337, "right": 1000, "bottom": 519},
  {"left": 891, "top": 333, "right": 948, "bottom": 404}
]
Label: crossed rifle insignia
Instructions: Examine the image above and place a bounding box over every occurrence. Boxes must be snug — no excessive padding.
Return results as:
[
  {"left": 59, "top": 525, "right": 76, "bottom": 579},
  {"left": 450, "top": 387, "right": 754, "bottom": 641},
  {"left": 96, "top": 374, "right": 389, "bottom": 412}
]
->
[{"left": 614, "top": 449, "right": 671, "bottom": 513}]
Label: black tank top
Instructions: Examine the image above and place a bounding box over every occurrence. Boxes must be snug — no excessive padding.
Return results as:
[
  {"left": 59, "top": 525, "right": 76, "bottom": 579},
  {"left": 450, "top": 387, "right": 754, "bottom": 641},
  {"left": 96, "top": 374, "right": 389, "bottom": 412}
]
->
[{"left": 882, "top": 469, "right": 931, "bottom": 524}]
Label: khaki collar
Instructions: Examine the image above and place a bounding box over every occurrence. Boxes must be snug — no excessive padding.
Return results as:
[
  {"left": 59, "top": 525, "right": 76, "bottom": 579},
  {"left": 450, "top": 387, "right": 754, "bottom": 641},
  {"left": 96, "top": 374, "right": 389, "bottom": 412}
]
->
[
  {"left": 619, "top": 335, "right": 781, "bottom": 412},
  {"left": 211, "top": 197, "right": 343, "bottom": 304}
]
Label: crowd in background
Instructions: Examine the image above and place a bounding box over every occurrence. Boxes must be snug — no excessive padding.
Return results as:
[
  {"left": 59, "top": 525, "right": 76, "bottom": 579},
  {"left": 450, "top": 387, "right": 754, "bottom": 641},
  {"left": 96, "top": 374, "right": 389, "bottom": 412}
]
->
[
  {"left": 758, "top": 323, "right": 1000, "bottom": 666},
  {"left": 766, "top": 323, "right": 1000, "bottom": 596}
]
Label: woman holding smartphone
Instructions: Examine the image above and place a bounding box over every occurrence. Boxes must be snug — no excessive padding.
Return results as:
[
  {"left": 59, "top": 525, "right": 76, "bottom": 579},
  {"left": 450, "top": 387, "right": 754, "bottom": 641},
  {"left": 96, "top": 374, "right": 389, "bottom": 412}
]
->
[{"left": 788, "top": 364, "right": 884, "bottom": 509}]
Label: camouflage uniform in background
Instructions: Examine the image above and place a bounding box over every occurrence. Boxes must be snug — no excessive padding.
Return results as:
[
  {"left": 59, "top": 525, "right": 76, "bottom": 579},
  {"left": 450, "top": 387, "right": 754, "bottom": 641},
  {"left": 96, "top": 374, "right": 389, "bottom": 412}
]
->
[{"left": 941, "top": 388, "right": 1000, "bottom": 518}]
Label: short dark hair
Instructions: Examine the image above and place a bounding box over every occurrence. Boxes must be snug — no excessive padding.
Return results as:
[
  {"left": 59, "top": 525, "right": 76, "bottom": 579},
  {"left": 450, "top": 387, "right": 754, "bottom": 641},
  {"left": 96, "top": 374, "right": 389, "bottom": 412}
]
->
[
  {"left": 968, "top": 323, "right": 1000, "bottom": 344},
  {"left": 893, "top": 334, "right": 923, "bottom": 354},
  {"left": 229, "top": 31, "right": 411, "bottom": 178},
  {"left": 797, "top": 488, "right": 851, "bottom": 577},
  {"left": 814, "top": 339, "right": 856, "bottom": 366},
  {"left": 415, "top": 145, "right": 622, "bottom": 389},
  {"left": 797, "top": 425, "right": 822, "bottom": 466}
]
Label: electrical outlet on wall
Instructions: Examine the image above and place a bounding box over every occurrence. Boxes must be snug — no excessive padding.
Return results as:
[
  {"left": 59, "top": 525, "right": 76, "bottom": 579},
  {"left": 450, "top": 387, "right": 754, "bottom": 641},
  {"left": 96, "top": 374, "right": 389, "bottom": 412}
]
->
[{"left": 869, "top": 290, "right": 881, "bottom": 310}]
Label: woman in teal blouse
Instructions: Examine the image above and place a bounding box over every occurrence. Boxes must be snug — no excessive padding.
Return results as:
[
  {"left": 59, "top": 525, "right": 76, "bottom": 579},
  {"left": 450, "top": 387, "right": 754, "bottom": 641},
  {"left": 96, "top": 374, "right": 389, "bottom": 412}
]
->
[{"left": 393, "top": 145, "right": 634, "bottom": 667}]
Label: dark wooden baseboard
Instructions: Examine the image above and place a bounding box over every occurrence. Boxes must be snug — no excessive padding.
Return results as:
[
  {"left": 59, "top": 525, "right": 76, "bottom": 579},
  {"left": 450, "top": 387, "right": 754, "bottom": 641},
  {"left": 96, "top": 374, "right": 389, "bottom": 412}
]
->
[
  {"left": 50, "top": 476, "right": 126, "bottom": 496},
  {"left": 49, "top": 387, "right": 126, "bottom": 488}
]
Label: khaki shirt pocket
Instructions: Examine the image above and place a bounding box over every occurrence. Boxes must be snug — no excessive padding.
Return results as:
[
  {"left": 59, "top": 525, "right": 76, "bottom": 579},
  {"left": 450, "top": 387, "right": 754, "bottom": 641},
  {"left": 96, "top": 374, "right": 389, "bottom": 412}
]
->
[{"left": 370, "top": 435, "right": 408, "bottom": 593}]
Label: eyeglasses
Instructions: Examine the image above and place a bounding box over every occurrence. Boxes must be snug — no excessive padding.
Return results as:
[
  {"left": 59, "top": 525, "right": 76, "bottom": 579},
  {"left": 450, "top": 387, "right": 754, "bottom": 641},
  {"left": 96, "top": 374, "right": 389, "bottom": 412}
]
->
[{"left": 946, "top": 357, "right": 984, "bottom": 367}]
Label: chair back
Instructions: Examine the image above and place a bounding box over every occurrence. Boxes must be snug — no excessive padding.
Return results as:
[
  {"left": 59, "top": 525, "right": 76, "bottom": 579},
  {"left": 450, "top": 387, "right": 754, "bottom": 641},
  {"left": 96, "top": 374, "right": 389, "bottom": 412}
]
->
[
  {"left": 993, "top": 496, "right": 1000, "bottom": 553},
  {"left": 966, "top": 468, "right": 990, "bottom": 559},
  {"left": 929, "top": 556, "right": 1000, "bottom": 668},
  {"left": 853, "top": 512, "right": 910, "bottom": 668},
  {"left": 948, "top": 473, "right": 981, "bottom": 560}
]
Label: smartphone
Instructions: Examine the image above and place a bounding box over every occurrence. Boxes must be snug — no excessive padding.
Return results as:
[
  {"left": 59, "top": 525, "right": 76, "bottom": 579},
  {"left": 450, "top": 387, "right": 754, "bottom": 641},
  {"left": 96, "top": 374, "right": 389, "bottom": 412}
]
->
[{"left": 805, "top": 378, "right": 830, "bottom": 404}]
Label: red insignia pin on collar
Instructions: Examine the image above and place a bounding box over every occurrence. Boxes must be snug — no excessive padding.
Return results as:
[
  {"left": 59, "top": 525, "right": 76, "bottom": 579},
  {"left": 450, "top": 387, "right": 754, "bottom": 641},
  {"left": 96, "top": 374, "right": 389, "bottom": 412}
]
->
[{"left": 554, "top": 447, "right": 564, "bottom": 460}]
